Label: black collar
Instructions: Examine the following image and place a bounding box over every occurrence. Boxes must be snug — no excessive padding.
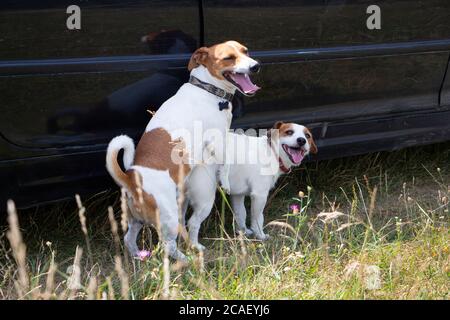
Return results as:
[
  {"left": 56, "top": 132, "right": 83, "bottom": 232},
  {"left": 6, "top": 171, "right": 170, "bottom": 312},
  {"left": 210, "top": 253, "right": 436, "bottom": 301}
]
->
[{"left": 189, "top": 76, "right": 234, "bottom": 102}]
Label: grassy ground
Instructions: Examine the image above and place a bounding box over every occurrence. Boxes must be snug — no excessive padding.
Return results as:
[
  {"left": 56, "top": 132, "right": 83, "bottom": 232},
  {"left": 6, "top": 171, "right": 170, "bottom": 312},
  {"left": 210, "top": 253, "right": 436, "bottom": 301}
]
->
[{"left": 0, "top": 142, "right": 449, "bottom": 300}]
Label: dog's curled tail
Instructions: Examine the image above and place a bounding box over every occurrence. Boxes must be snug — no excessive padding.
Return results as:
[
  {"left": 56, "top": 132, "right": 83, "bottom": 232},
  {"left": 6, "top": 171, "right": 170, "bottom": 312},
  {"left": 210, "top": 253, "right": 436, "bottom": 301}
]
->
[{"left": 106, "top": 135, "right": 135, "bottom": 188}]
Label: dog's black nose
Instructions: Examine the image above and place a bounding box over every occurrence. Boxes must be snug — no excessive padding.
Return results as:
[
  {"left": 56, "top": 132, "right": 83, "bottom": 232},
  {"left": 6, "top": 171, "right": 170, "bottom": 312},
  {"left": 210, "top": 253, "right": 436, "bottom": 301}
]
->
[
  {"left": 250, "top": 63, "right": 261, "bottom": 74},
  {"left": 297, "top": 137, "right": 306, "bottom": 146}
]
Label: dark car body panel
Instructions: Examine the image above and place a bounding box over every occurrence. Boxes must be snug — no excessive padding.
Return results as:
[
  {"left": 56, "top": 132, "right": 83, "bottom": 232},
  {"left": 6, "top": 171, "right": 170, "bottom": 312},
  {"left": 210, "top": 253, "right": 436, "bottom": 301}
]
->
[
  {"left": 0, "top": 0, "right": 201, "bottom": 150},
  {"left": 1, "top": 0, "right": 450, "bottom": 208}
]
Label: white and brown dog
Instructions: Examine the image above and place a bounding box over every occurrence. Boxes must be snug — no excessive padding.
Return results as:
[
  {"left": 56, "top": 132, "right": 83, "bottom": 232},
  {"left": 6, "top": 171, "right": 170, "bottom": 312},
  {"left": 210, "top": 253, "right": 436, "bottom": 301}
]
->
[
  {"left": 218, "top": 122, "right": 317, "bottom": 240},
  {"left": 106, "top": 41, "right": 260, "bottom": 261}
]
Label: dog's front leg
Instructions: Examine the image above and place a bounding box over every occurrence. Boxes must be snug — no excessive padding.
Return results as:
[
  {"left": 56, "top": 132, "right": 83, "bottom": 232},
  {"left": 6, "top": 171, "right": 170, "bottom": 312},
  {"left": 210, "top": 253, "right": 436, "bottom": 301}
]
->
[
  {"left": 159, "top": 214, "right": 188, "bottom": 263},
  {"left": 157, "top": 187, "right": 188, "bottom": 262},
  {"left": 231, "top": 194, "right": 253, "bottom": 236},
  {"left": 180, "top": 197, "right": 189, "bottom": 227},
  {"left": 186, "top": 164, "right": 218, "bottom": 251},
  {"left": 218, "top": 165, "right": 231, "bottom": 194},
  {"left": 250, "top": 193, "right": 270, "bottom": 241}
]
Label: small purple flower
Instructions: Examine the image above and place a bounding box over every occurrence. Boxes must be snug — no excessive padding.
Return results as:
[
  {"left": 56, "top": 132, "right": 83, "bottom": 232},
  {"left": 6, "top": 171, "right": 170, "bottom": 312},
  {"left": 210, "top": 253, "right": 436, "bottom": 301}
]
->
[
  {"left": 290, "top": 204, "right": 300, "bottom": 214},
  {"left": 136, "top": 250, "right": 152, "bottom": 261}
]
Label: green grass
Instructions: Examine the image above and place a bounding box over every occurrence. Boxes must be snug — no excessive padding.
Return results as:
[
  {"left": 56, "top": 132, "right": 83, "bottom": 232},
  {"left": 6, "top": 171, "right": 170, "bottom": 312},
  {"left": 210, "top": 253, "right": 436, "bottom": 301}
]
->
[{"left": 0, "top": 142, "right": 449, "bottom": 299}]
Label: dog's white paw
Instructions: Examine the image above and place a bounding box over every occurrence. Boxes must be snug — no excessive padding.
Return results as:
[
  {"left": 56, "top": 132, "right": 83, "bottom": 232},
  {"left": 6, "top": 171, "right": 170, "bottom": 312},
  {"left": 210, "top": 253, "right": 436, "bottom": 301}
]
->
[
  {"left": 255, "top": 233, "right": 270, "bottom": 241},
  {"left": 244, "top": 228, "right": 254, "bottom": 237},
  {"left": 175, "top": 252, "right": 189, "bottom": 264},
  {"left": 191, "top": 243, "right": 206, "bottom": 252}
]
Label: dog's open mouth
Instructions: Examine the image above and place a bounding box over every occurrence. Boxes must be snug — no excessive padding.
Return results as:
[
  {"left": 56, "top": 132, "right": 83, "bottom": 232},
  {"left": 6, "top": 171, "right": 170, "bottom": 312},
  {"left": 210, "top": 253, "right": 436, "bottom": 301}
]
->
[
  {"left": 282, "top": 144, "right": 305, "bottom": 164},
  {"left": 223, "top": 71, "right": 260, "bottom": 96}
]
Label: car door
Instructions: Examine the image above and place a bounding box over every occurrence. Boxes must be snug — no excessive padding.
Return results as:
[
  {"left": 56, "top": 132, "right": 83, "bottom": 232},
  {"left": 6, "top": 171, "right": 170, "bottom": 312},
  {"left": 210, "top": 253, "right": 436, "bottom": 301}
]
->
[
  {"left": 203, "top": 0, "right": 450, "bottom": 146},
  {"left": 0, "top": 0, "right": 200, "bottom": 152},
  {"left": 0, "top": 0, "right": 202, "bottom": 207}
]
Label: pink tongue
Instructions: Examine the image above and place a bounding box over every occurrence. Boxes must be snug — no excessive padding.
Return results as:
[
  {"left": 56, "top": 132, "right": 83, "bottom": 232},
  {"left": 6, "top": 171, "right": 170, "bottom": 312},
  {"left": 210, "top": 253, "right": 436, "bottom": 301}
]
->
[
  {"left": 289, "top": 149, "right": 304, "bottom": 164},
  {"left": 230, "top": 73, "right": 260, "bottom": 94}
]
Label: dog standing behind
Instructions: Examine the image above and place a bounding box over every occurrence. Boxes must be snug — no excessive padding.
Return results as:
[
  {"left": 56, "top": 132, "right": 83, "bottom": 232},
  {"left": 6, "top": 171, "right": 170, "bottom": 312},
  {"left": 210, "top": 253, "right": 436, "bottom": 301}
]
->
[{"left": 218, "top": 122, "right": 317, "bottom": 240}]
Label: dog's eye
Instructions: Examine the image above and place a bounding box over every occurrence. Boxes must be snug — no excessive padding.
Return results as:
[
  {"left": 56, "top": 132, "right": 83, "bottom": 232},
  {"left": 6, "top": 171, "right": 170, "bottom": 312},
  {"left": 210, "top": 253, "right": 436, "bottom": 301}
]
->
[
  {"left": 285, "top": 130, "right": 294, "bottom": 136},
  {"left": 242, "top": 49, "right": 249, "bottom": 55},
  {"left": 305, "top": 133, "right": 311, "bottom": 139},
  {"left": 223, "top": 56, "right": 235, "bottom": 61}
]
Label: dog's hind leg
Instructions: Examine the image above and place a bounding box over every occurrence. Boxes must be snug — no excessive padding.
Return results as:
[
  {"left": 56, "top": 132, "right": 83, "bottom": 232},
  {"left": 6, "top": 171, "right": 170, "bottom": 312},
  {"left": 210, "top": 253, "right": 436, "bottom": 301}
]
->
[
  {"left": 186, "top": 164, "right": 218, "bottom": 251},
  {"left": 231, "top": 194, "right": 253, "bottom": 237},
  {"left": 124, "top": 217, "right": 143, "bottom": 257},
  {"left": 157, "top": 190, "right": 188, "bottom": 262},
  {"left": 188, "top": 201, "right": 214, "bottom": 252},
  {"left": 160, "top": 215, "right": 187, "bottom": 262},
  {"left": 250, "top": 192, "right": 270, "bottom": 241}
]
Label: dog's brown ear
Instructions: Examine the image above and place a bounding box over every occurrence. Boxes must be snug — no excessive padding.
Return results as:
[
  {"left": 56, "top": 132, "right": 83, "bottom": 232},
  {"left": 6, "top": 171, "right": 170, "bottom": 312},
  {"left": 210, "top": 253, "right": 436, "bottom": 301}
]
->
[
  {"left": 273, "top": 121, "right": 284, "bottom": 130},
  {"left": 268, "top": 121, "right": 283, "bottom": 141},
  {"left": 188, "top": 47, "right": 209, "bottom": 71},
  {"left": 309, "top": 139, "right": 318, "bottom": 154},
  {"left": 305, "top": 128, "right": 318, "bottom": 154}
]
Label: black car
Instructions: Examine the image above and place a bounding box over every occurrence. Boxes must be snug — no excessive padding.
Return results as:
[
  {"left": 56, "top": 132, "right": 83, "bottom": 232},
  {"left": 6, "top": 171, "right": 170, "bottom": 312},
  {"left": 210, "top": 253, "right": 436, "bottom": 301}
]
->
[{"left": 1, "top": 0, "right": 450, "bottom": 208}]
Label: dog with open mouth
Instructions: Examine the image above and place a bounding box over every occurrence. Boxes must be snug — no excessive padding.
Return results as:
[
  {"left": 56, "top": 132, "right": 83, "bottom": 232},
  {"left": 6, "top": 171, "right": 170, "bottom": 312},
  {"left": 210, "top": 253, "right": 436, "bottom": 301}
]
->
[
  {"left": 218, "top": 122, "right": 317, "bottom": 240},
  {"left": 106, "top": 41, "right": 260, "bottom": 262}
]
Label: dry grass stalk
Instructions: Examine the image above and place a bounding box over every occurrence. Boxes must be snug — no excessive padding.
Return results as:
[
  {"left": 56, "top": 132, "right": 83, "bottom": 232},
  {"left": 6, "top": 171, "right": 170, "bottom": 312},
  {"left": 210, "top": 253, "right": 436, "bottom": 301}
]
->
[
  {"left": 120, "top": 188, "right": 129, "bottom": 233},
  {"left": 106, "top": 276, "right": 115, "bottom": 300},
  {"left": 67, "top": 246, "right": 83, "bottom": 299},
  {"left": 114, "top": 255, "right": 129, "bottom": 300},
  {"left": 118, "top": 193, "right": 131, "bottom": 269},
  {"left": 162, "top": 249, "right": 170, "bottom": 299},
  {"left": 154, "top": 208, "right": 162, "bottom": 238},
  {"left": 237, "top": 231, "right": 248, "bottom": 263},
  {"left": 109, "top": 205, "right": 131, "bottom": 278},
  {"left": 42, "top": 260, "right": 57, "bottom": 300},
  {"left": 108, "top": 207, "right": 121, "bottom": 256},
  {"left": 152, "top": 205, "right": 169, "bottom": 300},
  {"left": 75, "top": 194, "right": 87, "bottom": 235},
  {"left": 86, "top": 276, "right": 97, "bottom": 300},
  {"left": 368, "top": 186, "right": 378, "bottom": 219},
  {"left": 221, "top": 264, "right": 238, "bottom": 288},
  {"left": 6, "top": 200, "right": 29, "bottom": 299},
  {"left": 317, "top": 211, "right": 345, "bottom": 223},
  {"left": 196, "top": 250, "right": 205, "bottom": 274},
  {"left": 133, "top": 171, "right": 144, "bottom": 206},
  {"left": 266, "top": 220, "right": 297, "bottom": 236},
  {"left": 336, "top": 222, "right": 362, "bottom": 232},
  {"left": 176, "top": 162, "right": 189, "bottom": 243},
  {"left": 75, "top": 194, "right": 93, "bottom": 264}
]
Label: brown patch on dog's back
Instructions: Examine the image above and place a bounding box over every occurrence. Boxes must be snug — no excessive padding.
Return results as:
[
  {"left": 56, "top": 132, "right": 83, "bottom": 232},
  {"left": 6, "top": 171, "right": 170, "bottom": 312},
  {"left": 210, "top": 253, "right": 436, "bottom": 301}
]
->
[
  {"left": 125, "top": 170, "right": 159, "bottom": 224},
  {"left": 134, "top": 128, "right": 191, "bottom": 184},
  {"left": 112, "top": 128, "right": 189, "bottom": 225}
]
